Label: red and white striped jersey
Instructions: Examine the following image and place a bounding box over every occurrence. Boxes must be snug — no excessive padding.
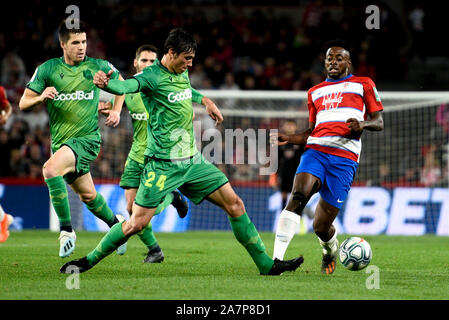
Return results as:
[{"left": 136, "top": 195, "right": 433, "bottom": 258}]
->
[{"left": 306, "top": 74, "right": 383, "bottom": 162}]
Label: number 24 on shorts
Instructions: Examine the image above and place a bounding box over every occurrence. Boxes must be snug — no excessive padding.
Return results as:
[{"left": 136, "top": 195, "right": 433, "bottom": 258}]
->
[{"left": 144, "top": 171, "right": 167, "bottom": 191}]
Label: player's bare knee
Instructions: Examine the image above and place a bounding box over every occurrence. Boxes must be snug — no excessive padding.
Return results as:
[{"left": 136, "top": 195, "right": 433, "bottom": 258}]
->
[
  {"left": 128, "top": 219, "right": 145, "bottom": 234},
  {"left": 225, "top": 195, "right": 244, "bottom": 217},
  {"left": 79, "top": 192, "right": 96, "bottom": 203},
  {"left": 286, "top": 191, "right": 308, "bottom": 215},
  {"left": 42, "top": 161, "right": 57, "bottom": 179}
]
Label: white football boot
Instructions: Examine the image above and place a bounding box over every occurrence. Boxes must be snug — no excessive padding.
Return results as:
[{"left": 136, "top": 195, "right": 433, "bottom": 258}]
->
[{"left": 59, "top": 230, "right": 76, "bottom": 258}]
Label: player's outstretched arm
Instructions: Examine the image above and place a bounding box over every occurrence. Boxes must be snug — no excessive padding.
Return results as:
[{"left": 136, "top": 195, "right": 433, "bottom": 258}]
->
[
  {"left": 19, "top": 87, "right": 57, "bottom": 111},
  {"left": 93, "top": 70, "right": 139, "bottom": 95},
  {"left": 270, "top": 123, "right": 314, "bottom": 146}
]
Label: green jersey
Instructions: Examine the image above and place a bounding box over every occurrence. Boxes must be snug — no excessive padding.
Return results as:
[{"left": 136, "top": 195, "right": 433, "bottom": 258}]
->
[
  {"left": 124, "top": 91, "right": 148, "bottom": 164},
  {"left": 26, "top": 56, "right": 120, "bottom": 151},
  {"left": 133, "top": 60, "right": 203, "bottom": 160}
]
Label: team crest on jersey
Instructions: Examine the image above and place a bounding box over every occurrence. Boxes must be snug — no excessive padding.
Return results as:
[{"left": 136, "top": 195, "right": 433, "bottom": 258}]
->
[
  {"left": 323, "top": 92, "right": 343, "bottom": 110},
  {"left": 60, "top": 73, "right": 64, "bottom": 79},
  {"left": 373, "top": 87, "right": 381, "bottom": 102},
  {"left": 83, "top": 70, "right": 93, "bottom": 80}
]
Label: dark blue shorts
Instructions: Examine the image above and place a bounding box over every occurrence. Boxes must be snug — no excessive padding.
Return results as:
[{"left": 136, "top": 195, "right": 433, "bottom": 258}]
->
[{"left": 296, "top": 148, "right": 358, "bottom": 209}]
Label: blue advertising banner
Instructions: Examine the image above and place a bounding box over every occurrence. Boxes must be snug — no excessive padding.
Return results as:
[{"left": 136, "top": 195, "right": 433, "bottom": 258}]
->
[
  {"left": 0, "top": 184, "right": 49, "bottom": 229},
  {"left": 85, "top": 185, "right": 449, "bottom": 236},
  {"left": 1, "top": 182, "right": 448, "bottom": 236}
]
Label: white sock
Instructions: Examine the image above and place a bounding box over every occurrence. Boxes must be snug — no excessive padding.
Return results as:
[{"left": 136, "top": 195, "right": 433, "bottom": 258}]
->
[
  {"left": 318, "top": 229, "right": 338, "bottom": 256},
  {"left": 0, "top": 205, "right": 5, "bottom": 222},
  {"left": 273, "top": 210, "right": 301, "bottom": 260}
]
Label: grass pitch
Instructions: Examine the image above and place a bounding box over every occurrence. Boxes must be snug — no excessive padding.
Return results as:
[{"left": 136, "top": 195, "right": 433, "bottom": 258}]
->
[{"left": 1, "top": 231, "right": 448, "bottom": 300}]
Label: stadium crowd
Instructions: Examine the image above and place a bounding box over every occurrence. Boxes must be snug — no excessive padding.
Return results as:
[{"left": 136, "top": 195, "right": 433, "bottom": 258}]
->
[{"left": 0, "top": 1, "right": 447, "bottom": 186}]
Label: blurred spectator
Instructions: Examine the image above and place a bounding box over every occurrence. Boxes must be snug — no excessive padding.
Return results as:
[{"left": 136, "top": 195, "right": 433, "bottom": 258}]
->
[
  {"left": 397, "top": 166, "right": 421, "bottom": 186},
  {"left": 1, "top": 51, "right": 28, "bottom": 88},
  {"left": 190, "top": 64, "right": 207, "bottom": 89},
  {"left": 220, "top": 72, "right": 240, "bottom": 90},
  {"left": 302, "top": 0, "right": 325, "bottom": 37},
  {"left": 435, "top": 104, "right": 449, "bottom": 142},
  {"left": 408, "top": 4, "right": 426, "bottom": 61},
  {"left": 9, "top": 148, "right": 29, "bottom": 177},
  {"left": 368, "top": 162, "right": 393, "bottom": 187},
  {"left": 420, "top": 144, "right": 442, "bottom": 187},
  {"left": 28, "top": 159, "right": 43, "bottom": 179},
  {"left": 276, "top": 120, "right": 304, "bottom": 208},
  {"left": 27, "top": 143, "right": 45, "bottom": 167},
  {"left": 219, "top": 72, "right": 240, "bottom": 108}
]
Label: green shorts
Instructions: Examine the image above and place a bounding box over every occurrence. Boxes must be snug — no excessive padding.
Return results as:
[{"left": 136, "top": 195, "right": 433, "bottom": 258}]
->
[
  {"left": 120, "top": 156, "right": 144, "bottom": 189},
  {"left": 135, "top": 152, "right": 229, "bottom": 208},
  {"left": 59, "top": 134, "right": 101, "bottom": 184}
]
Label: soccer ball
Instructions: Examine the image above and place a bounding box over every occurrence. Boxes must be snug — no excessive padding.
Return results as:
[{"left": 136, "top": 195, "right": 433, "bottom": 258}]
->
[{"left": 338, "top": 237, "right": 372, "bottom": 271}]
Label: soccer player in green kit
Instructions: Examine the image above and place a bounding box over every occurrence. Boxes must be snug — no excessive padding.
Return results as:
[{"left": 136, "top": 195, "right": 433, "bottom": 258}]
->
[
  {"left": 100, "top": 44, "right": 189, "bottom": 263},
  {"left": 61, "top": 28, "right": 304, "bottom": 276},
  {"left": 19, "top": 19, "right": 127, "bottom": 258}
]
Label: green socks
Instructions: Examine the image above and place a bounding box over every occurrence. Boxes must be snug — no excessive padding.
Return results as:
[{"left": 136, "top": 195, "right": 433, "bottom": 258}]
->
[
  {"left": 45, "top": 176, "right": 71, "bottom": 228},
  {"left": 85, "top": 193, "right": 117, "bottom": 227},
  {"left": 86, "top": 192, "right": 177, "bottom": 266},
  {"left": 138, "top": 223, "right": 158, "bottom": 249},
  {"left": 87, "top": 222, "right": 129, "bottom": 266},
  {"left": 229, "top": 212, "right": 274, "bottom": 275}
]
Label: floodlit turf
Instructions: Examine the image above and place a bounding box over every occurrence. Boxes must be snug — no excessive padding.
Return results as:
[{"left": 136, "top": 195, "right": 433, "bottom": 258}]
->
[{"left": 0, "top": 230, "right": 448, "bottom": 300}]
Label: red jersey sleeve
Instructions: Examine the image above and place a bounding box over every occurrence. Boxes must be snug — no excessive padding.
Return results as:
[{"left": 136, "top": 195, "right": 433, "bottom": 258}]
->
[
  {"left": 0, "top": 86, "right": 8, "bottom": 108},
  {"left": 362, "top": 78, "right": 383, "bottom": 114},
  {"left": 307, "top": 89, "right": 317, "bottom": 123}
]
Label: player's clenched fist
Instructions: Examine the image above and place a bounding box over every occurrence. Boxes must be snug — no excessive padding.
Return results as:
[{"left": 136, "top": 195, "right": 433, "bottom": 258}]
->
[
  {"left": 346, "top": 118, "right": 364, "bottom": 133},
  {"left": 93, "top": 70, "right": 114, "bottom": 89},
  {"left": 40, "top": 87, "right": 58, "bottom": 102}
]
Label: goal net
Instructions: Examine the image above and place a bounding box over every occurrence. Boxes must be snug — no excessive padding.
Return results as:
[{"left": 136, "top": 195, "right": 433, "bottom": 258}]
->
[{"left": 62, "top": 90, "right": 449, "bottom": 236}]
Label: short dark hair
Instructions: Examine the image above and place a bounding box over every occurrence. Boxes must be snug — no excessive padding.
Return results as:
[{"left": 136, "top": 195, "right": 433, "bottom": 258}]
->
[
  {"left": 136, "top": 44, "right": 158, "bottom": 59},
  {"left": 163, "top": 28, "right": 197, "bottom": 55},
  {"left": 324, "top": 39, "right": 351, "bottom": 53},
  {"left": 58, "top": 19, "right": 88, "bottom": 43}
]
